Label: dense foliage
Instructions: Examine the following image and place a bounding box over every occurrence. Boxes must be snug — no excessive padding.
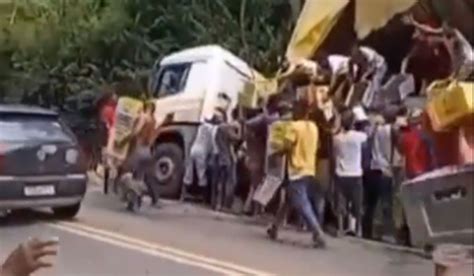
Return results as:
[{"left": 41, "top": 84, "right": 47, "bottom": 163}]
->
[{"left": 0, "top": 0, "right": 301, "bottom": 103}]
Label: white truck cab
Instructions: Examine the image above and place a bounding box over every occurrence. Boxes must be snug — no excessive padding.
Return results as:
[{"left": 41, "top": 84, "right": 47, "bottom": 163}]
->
[{"left": 148, "top": 45, "right": 259, "bottom": 197}]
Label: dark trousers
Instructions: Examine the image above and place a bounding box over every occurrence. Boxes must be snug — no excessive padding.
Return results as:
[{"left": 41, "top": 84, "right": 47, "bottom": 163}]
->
[
  {"left": 336, "top": 176, "right": 363, "bottom": 234},
  {"left": 362, "top": 170, "right": 394, "bottom": 239},
  {"left": 143, "top": 175, "right": 159, "bottom": 205},
  {"left": 210, "top": 157, "right": 235, "bottom": 210},
  {"left": 126, "top": 144, "right": 158, "bottom": 204}
]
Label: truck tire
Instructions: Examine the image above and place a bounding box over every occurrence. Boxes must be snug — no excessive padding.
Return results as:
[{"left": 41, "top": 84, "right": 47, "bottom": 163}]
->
[{"left": 152, "top": 143, "right": 184, "bottom": 198}]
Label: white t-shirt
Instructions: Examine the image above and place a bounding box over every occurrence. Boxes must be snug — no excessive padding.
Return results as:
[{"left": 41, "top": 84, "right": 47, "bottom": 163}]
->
[
  {"left": 328, "top": 55, "right": 350, "bottom": 75},
  {"left": 360, "top": 46, "right": 386, "bottom": 71},
  {"left": 370, "top": 124, "right": 393, "bottom": 175},
  {"left": 191, "top": 122, "right": 216, "bottom": 155},
  {"left": 353, "top": 105, "right": 368, "bottom": 122},
  {"left": 333, "top": 130, "right": 368, "bottom": 177}
]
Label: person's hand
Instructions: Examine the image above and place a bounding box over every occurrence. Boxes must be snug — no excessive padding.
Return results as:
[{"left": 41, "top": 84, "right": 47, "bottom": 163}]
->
[
  {"left": 162, "top": 113, "right": 174, "bottom": 126},
  {"left": 401, "top": 14, "right": 412, "bottom": 25},
  {"left": 1, "top": 238, "right": 58, "bottom": 276}
]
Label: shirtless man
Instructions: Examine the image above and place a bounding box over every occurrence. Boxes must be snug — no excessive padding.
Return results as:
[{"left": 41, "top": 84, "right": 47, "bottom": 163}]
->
[{"left": 124, "top": 101, "right": 172, "bottom": 206}]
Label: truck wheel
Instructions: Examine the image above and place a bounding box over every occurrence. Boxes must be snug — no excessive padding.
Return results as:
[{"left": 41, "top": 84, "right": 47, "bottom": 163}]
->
[{"left": 152, "top": 143, "right": 184, "bottom": 198}]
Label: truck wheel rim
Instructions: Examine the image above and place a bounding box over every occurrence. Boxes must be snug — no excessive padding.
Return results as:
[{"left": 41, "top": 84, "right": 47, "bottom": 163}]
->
[{"left": 155, "top": 157, "right": 174, "bottom": 182}]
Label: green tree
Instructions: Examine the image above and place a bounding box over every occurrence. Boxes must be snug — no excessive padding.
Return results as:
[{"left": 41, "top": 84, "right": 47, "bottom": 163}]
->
[{"left": 0, "top": 0, "right": 299, "bottom": 101}]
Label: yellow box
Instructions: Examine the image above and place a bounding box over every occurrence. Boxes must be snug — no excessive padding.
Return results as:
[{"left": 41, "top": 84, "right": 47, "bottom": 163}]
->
[
  {"left": 108, "top": 97, "right": 144, "bottom": 160},
  {"left": 427, "top": 81, "right": 474, "bottom": 131},
  {"left": 238, "top": 82, "right": 258, "bottom": 108},
  {"left": 269, "top": 121, "right": 291, "bottom": 153}
]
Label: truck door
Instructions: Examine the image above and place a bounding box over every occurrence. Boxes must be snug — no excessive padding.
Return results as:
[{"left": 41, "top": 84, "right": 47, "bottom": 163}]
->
[{"left": 151, "top": 62, "right": 207, "bottom": 124}]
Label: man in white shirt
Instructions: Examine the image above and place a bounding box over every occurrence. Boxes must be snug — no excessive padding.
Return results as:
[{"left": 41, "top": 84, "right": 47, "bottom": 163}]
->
[
  {"left": 182, "top": 110, "right": 224, "bottom": 200},
  {"left": 328, "top": 55, "right": 350, "bottom": 76},
  {"left": 333, "top": 110, "right": 367, "bottom": 236},
  {"left": 350, "top": 45, "right": 388, "bottom": 107},
  {"left": 362, "top": 111, "right": 396, "bottom": 240},
  {"left": 319, "top": 55, "right": 351, "bottom": 100}
]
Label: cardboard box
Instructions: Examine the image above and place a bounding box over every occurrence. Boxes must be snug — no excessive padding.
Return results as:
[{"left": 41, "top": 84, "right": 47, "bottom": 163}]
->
[
  {"left": 107, "top": 97, "right": 143, "bottom": 161},
  {"left": 269, "top": 121, "right": 291, "bottom": 153},
  {"left": 238, "top": 82, "right": 258, "bottom": 108}
]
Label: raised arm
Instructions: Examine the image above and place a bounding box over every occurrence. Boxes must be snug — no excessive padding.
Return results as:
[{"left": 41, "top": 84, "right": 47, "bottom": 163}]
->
[{"left": 408, "top": 15, "right": 444, "bottom": 34}]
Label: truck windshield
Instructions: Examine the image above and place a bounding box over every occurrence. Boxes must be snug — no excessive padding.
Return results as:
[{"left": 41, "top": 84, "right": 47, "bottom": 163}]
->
[{"left": 150, "top": 63, "right": 191, "bottom": 98}]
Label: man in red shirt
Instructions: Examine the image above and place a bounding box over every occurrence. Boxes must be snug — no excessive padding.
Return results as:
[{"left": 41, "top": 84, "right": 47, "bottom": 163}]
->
[
  {"left": 98, "top": 91, "right": 118, "bottom": 136},
  {"left": 96, "top": 90, "right": 117, "bottom": 194},
  {"left": 397, "top": 109, "right": 436, "bottom": 246},
  {"left": 399, "top": 109, "right": 436, "bottom": 179}
]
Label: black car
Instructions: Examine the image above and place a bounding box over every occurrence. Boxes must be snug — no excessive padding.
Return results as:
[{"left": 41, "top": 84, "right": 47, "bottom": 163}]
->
[{"left": 0, "top": 105, "right": 87, "bottom": 218}]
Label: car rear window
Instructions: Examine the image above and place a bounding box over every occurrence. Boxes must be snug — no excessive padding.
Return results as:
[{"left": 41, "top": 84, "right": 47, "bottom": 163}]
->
[{"left": 0, "top": 114, "right": 74, "bottom": 143}]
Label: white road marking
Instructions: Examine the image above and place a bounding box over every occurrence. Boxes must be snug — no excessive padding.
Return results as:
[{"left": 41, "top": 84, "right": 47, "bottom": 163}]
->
[{"left": 48, "top": 221, "right": 273, "bottom": 276}]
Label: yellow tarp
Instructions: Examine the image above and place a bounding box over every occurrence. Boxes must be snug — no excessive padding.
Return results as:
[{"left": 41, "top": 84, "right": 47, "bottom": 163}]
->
[
  {"left": 238, "top": 71, "right": 278, "bottom": 108},
  {"left": 239, "top": 82, "right": 258, "bottom": 108},
  {"left": 285, "top": 0, "right": 419, "bottom": 62},
  {"left": 285, "top": 0, "right": 349, "bottom": 62},
  {"left": 355, "top": 0, "right": 417, "bottom": 39},
  {"left": 251, "top": 69, "right": 278, "bottom": 98}
]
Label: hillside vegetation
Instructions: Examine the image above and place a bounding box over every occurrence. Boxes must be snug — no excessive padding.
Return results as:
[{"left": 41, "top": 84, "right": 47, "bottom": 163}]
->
[{"left": 0, "top": 0, "right": 302, "bottom": 102}]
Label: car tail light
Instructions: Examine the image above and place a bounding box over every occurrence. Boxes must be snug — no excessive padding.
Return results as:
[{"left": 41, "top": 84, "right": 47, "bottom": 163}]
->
[{"left": 0, "top": 143, "right": 7, "bottom": 173}]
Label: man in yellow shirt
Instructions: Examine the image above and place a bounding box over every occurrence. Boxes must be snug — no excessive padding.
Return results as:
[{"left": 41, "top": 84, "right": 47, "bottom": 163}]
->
[{"left": 267, "top": 100, "right": 327, "bottom": 248}]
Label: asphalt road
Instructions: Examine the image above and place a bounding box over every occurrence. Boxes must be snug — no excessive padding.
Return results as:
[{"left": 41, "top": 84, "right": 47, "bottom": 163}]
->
[
  {"left": 0, "top": 187, "right": 435, "bottom": 276},
  {"left": 0, "top": 222, "right": 219, "bottom": 276}
]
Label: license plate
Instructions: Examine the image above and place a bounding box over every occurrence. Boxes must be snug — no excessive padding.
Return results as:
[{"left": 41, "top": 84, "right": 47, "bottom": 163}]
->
[{"left": 24, "top": 185, "right": 56, "bottom": 196}]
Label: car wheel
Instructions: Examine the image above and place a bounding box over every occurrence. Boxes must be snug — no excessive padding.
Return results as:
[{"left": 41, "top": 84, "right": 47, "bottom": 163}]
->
[
  {"left": 53, "top": 203, "right": 81, "bottom": 219},
  {"left": 152, "top": 142, "right": 184, "bottom": 198}
]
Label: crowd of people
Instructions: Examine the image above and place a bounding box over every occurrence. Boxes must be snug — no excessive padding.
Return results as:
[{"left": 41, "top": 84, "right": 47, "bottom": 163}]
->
[
  {"left": 2, "top": 7, "right": 473, "bottom": 276},
  {"left": 177, "top": 22, "right": 474, "bottom": 248},
  {"left": 87, "top": 12, "right": 473, "bottom": 249},
  {"left": 182, "top": 103, "right": 242, "bottom": 211}
]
